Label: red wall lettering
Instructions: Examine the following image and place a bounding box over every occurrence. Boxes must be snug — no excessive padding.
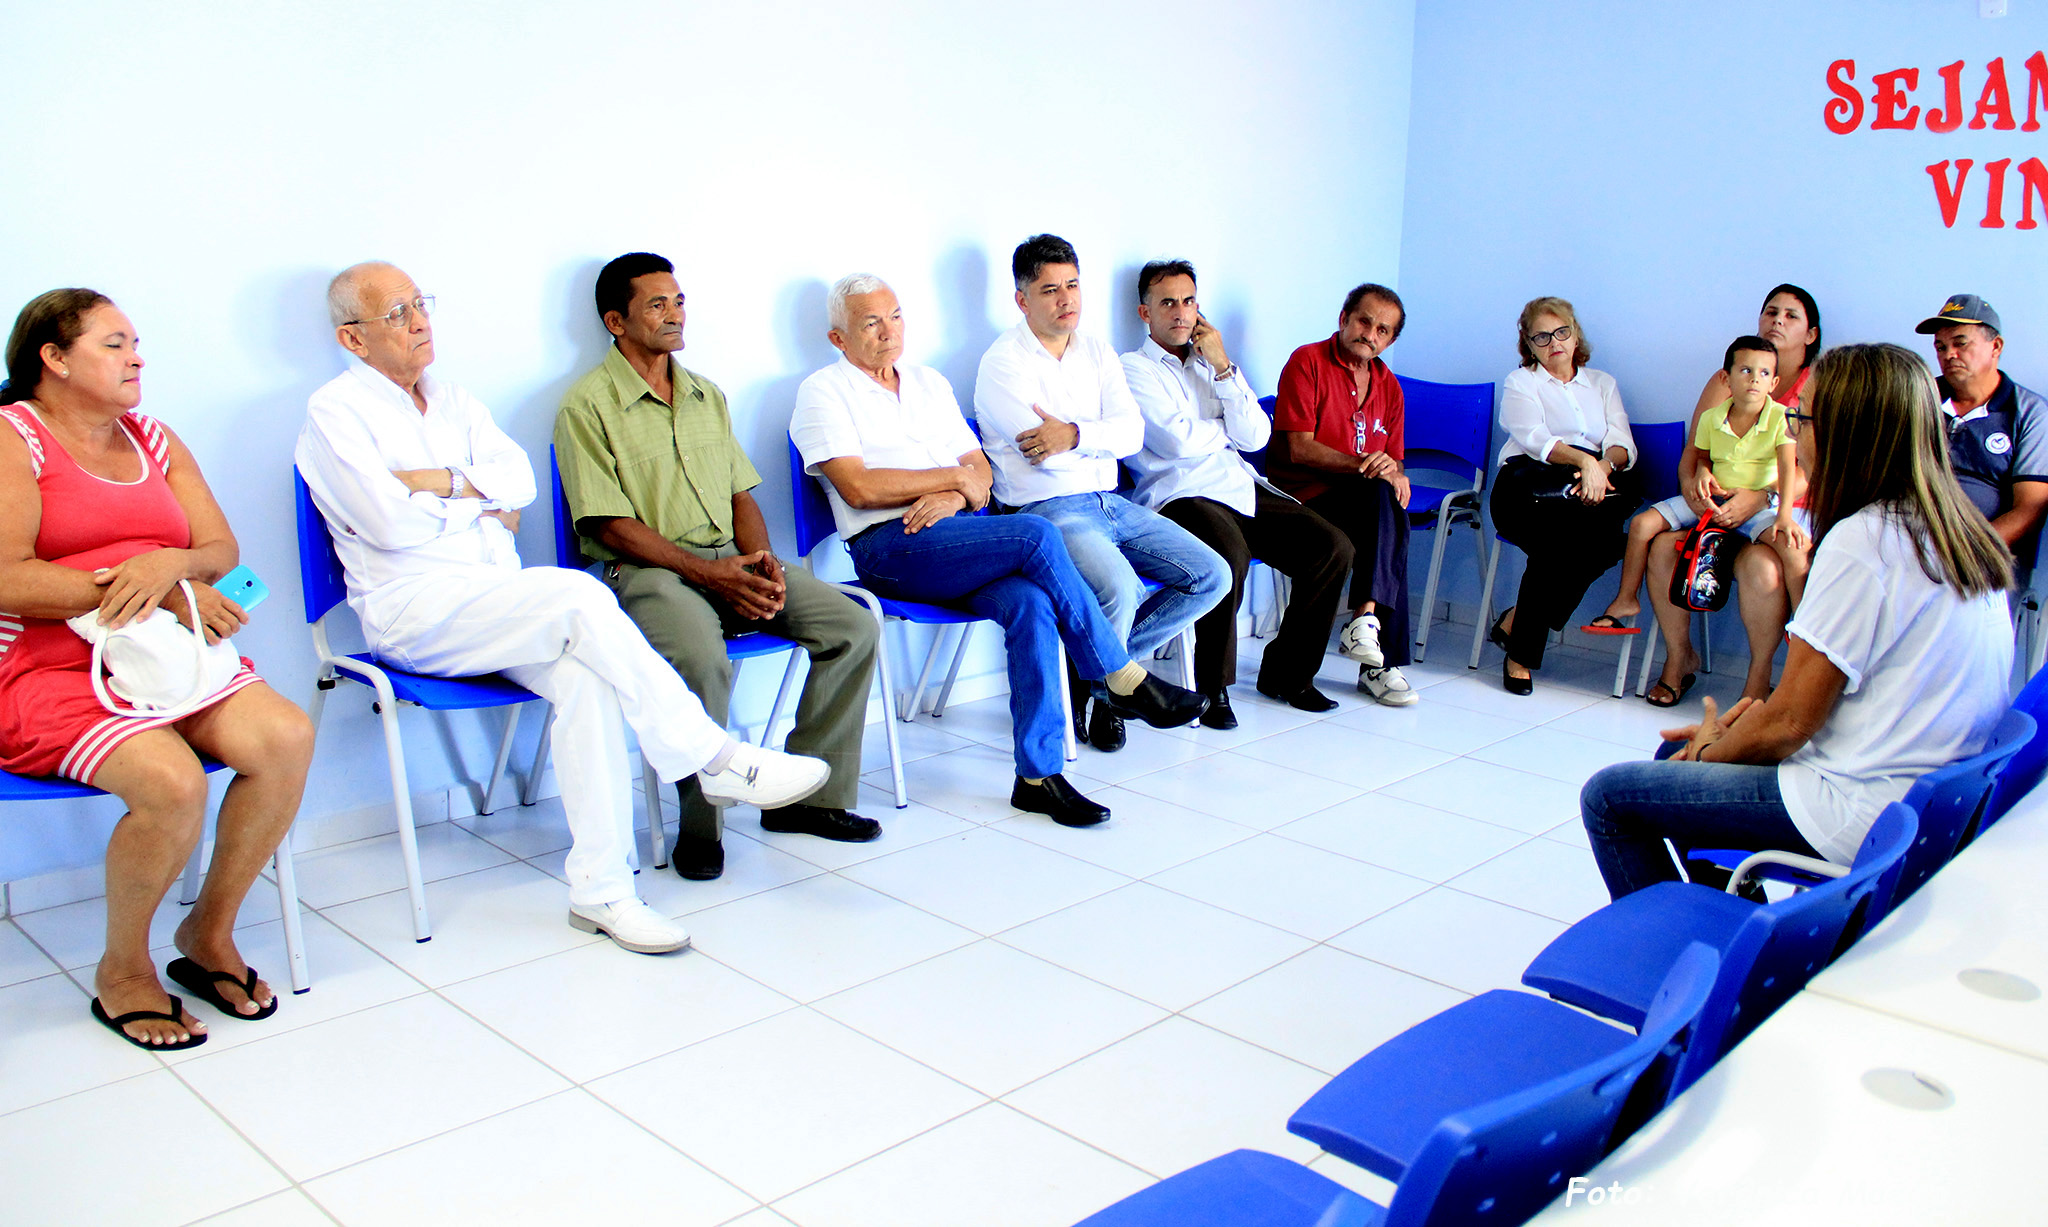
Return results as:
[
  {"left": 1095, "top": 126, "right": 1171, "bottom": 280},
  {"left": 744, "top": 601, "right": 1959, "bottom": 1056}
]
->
[
  {"left": 2017, "top": 157, "right": 2048, "bottom": 230},
  {"left": 1983, "top": 158, "right": 2012, "bottom": 228},
  {"left": 1872, "top": 68, "right": 1922, "bottom": 129},
  {"left": 2026, "top": 52, "right": 2048, "bottom": 131},
  {"left": 1926, "top": 61, "right": 1966, "bottom": 132},
  {"left": 1825, "top": 59, "right": 1863, "bottom": 133},
  {"left": 1971, "top": 57, "right": 2016, "bottom": 129},
  {"left": 1928, "top": 160, "right": 1974, "bottom": 228}
]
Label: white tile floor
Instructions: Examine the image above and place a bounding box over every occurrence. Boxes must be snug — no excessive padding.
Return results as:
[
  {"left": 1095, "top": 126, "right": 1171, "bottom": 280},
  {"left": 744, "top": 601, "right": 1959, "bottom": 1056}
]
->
[{"left": 0, "top": 631, "right": 1759, "bottom": 1227}]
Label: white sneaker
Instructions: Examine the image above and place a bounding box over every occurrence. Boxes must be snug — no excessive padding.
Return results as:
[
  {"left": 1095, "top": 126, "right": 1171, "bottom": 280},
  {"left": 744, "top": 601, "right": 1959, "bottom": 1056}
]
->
[
  {"left": 697, "top": 742, "right": 831, "bottom": 809},
  {"left": 569, "top": 897, "right": 691, "bottom": 954},
  {"left": 1360, "top": 664, "right": 1418, "bottom": 707},
  {"left": 1338, "top": 614, "right": 1385, "bottom": 667}
]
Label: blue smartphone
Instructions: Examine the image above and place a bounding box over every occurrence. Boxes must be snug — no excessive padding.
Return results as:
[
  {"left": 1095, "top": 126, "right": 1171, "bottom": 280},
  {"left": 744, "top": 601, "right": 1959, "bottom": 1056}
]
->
[{"left": 216, "top": 564, "right": 269, "bottom": 611}]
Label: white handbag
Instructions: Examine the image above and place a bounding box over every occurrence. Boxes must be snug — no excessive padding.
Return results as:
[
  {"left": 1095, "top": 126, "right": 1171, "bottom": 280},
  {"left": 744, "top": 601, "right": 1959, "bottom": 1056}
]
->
[{"left": 67, "top": 579, "right": 242, "bottom": 720}]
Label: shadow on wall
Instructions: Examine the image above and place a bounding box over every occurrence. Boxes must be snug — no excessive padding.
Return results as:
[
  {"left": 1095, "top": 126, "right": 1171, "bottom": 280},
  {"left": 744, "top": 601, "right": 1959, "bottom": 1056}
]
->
[
  {"left": 932, "top": 244, "right": 1001, "bottom": 411},
  {"left": 737, "top": 277, "right": 833, "bottom": 554},
  {"left": 507, "top": 258, "right": 612, "bottom": 566}
]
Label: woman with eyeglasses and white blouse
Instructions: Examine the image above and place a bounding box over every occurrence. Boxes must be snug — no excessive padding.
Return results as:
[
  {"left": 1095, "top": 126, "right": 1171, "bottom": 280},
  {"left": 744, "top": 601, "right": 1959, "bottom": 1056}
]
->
[{"left": 1486, "top": 297, "right": 1642, "bottom": 695}]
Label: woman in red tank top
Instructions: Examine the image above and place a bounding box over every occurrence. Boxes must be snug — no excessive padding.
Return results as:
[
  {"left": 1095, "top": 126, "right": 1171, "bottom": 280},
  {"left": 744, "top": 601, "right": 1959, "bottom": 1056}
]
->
[
  {"left": 0, "top": 290, "right": 312, "bottom": 1050},
  {"left": 1644, "top": 285, "right": 1824, "bottom": 707}
]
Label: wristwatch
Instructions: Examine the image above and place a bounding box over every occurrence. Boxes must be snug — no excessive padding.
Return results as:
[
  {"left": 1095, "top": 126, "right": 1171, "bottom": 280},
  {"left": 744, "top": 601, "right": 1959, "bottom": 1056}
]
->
[
  {"left": 1212, "top": 362, "right": 1236, "bottom": 382},
  {"left": 448, "top": 469, "right": 466, "bottom": 498}
]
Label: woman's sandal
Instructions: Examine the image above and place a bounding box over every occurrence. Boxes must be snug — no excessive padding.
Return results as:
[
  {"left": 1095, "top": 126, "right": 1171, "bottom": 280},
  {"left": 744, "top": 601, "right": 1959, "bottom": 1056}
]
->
[
  {"left": 166, "top": 956, "right": 279, "bottom": 1021},
  {"left": 1645, "top": 673, "right": 1697, "bottom": 708},
  {"left": 1581, "top": 614, "right": 1641, "bottom": 635},
  {"left": 91, "top": 995, "right": 208, "bottom": 1050}
]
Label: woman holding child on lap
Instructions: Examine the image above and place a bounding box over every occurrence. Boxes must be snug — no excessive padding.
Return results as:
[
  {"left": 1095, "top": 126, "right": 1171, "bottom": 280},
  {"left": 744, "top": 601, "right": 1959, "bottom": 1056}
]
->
[{"left": 1603, "top": 285, "right": 1823, "bottom": 704}]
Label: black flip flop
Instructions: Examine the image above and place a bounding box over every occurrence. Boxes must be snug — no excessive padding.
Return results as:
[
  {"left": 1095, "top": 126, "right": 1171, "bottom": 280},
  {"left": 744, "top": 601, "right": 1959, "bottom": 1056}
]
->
[
  {"left": 166, "top": 956, "right": 279, "bottom": 1021},
  {"left": 91, "top": 995, "right": 208, "bottom": 1050},
  {"left": 1581, "top": 614, "right": 1641, "bottom": 636},
  {"left": 1645, "top": 673, "right": 1697, "bottom": 708}
]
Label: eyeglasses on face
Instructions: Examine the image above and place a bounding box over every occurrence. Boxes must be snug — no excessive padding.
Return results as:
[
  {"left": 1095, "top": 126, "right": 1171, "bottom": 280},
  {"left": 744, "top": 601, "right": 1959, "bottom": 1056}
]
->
[
  {"left": 345, "top": 295, "right": 436, "bottom": 329},
  {"left": 1784, "top": 409, "right": 1814, "bottom": 434},
  {"left": 1527, "top": 324, "right": 1574, "bottom": 348}
]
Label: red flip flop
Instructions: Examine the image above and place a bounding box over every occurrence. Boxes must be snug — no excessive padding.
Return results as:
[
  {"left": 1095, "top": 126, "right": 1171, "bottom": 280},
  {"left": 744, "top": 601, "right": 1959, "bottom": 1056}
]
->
[{"left": 1581, "top": 615, "right": 1641, "bottom": 636}]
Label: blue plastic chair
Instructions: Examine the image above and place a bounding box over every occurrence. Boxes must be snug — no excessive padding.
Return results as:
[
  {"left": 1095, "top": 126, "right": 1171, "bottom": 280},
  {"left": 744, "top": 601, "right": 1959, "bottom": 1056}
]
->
[
  {"left": 1283, "top": 943, "right": 1719, "bottom": 1224},
  {"left": 1522, "top": 804, "right": 1915, "bottom": 1080},
  {"left": 1071, "top": 1150, "right": 1378, "bottom": 1227},
  {"left": 296, "top": 469, "right": 546, "bottom": 942},
  {"left": 1981, "top": 663, "right": 2048, "bottom": 830},
  {"left": 1690, "top": 707, "right": 2032, "bottom": 912},
  {"left": 543, "top": 449, "right": 806, "bottom": 861},
  {"left": 1, "top": 764, "right": 312, "bottom": 993},
  {"left": 1397, "top": 377, "right": 1494, "bottom": 664}
]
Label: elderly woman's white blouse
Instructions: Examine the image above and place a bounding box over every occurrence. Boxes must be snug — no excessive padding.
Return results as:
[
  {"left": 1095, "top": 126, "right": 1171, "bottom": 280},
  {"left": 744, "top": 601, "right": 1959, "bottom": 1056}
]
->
[{"left": 1497, "top": 364, "right": 1637, "bottom": 468}]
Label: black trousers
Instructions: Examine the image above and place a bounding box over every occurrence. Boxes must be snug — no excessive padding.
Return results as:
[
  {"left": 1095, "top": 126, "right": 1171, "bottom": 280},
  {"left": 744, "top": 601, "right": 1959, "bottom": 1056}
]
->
[
  {"left": 1306, "top": 475, "right": 1414, "bottom": 668},
  {"left": 1159, "top": 488, "right": 1354, "bottom": 694},
  {"left": 1488, "top": 455, "right": 1643, "bottom": 669}
]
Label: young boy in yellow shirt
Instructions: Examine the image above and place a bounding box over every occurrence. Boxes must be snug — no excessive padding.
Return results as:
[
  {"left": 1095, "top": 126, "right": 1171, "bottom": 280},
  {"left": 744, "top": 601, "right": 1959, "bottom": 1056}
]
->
[{"left": 1596, "top": 335, "right": 1806, "bottom": 628}]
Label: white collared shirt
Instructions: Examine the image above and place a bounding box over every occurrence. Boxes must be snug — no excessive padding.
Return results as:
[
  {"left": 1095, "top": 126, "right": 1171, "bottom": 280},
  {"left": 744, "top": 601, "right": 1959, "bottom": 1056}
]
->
[
  {"left": 971, "top": 319, "right": 1143, "bottom": 506},
  {"left": 295, "top": 356, "right": 536, "bottom": 619},
  {"left": 1120, "top": 337, "right": 1272, "bottom": 515},
  {"left": 791, "top": 357, "right": 982, "bottom": 539},
  {"left": 1497, "top": 364, "right": 1637, "bottom": 467}
]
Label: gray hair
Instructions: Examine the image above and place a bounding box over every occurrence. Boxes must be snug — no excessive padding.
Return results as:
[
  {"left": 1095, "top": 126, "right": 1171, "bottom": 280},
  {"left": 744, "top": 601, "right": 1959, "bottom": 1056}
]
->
[
  {"left": 827, "top": 274, "right": 891, "bottom": 332},
  {"left": 327, "top": 261, "right": 399, "bottom": 328}
]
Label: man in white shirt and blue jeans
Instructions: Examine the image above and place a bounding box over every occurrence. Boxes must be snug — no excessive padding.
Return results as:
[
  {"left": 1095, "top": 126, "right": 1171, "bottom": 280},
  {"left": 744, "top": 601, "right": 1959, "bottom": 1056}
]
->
[
  {"left": 1121, "top": 260, "right": 1354, "bottom": 727},
  {"left": 973, "top": 235, "right": 1228, "bottom": 752},
  {"left": 296, "top": 261, "right": 830, "bottom": 956}
]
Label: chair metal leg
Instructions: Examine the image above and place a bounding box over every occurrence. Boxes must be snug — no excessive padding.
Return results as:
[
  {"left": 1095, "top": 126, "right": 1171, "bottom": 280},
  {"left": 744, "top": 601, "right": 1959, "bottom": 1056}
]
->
[
  {"left": 370, "top": 688, "right": 433, "bottom": 942},
  {"left": 476, "top": 703, "right": 523, "bottom": 816},
  {"left": 933, "top": 624, "right": 974, "bottom": 718},
  {"left": 901, "top": 625, "right": 949, "bottom": 722},
  {"left": 760, "top": 650, "right": 803, "bottom": 747},
  {"left": 272, "top": 833, "right": 311, "bottom": 993},
  {"left": 1700, "top": 611, "right": 1714, "bottom": 674},
  {"left": 1414, "top": 508, "right": 1455, "bottom": 663},
  {"left": 1246, "top": 562, "right": 1265, "bottom": 640},
  {"left": 1468, "top": 539, "right": 1502, "bottom": 669},
  {"left": 874, "top": 615, "right": 907, "bottom": 808},
  {"left": 521, "top": 706, "right": 553, "bottom": 807},
  {"left": 641, "top": 753, "right": 668, "bottom": 869},
  {"left": 1611, "top": 629, "right": 1635, "bottom": 698},
  {"left": 1637, "top": 620, "right": 1661, "bottom": 697}
]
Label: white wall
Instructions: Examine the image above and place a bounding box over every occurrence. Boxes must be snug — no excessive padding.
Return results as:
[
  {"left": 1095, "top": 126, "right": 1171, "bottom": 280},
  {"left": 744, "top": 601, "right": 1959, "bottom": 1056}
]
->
[
  {"left": 1395, "top": 0, "right": 2048, "bottom": 631},
  {"left": 0, "top": 0, "right": 1415, "bottom": 882}
]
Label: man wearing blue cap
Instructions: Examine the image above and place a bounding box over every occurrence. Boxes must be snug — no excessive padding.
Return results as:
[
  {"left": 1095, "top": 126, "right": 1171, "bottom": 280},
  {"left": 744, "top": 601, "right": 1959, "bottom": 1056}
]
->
[{"left": 1918, "top": 293, "right": 2048, "bottom": 552}]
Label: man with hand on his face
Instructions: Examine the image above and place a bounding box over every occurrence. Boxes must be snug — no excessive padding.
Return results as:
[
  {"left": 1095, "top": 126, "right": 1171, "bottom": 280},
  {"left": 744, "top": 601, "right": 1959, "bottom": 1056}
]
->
[
  {"left": 556, "top": 252, "right": 880, "bottom": 883},
  {"left": 794, "top": 274, "right": 1207, "bottom": 827},
  {"left": 1271, "top": 283, "right": 1419, "bottom": 707},
  {"left": 299, "top": 261, "right": 830, "bottom": 956},
  {"left": 1121, "top": 260, "right": 1354, "bottom": 726},
  {"left": 972, "top": 234, "right": 1227, "bottom": 752},
  {"left": 1917, "top": 294, "right": 2048, "bottom": 555}
]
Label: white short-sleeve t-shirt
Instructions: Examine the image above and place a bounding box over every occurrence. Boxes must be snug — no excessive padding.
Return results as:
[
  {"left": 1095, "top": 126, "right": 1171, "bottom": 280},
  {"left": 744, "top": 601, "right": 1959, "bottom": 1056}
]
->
[
  {"left": 791, "top": 358, "right": 982, "bottom": 539},
  {"left": 1779, "top": 504, "right": 2014, "bottom": 863}
]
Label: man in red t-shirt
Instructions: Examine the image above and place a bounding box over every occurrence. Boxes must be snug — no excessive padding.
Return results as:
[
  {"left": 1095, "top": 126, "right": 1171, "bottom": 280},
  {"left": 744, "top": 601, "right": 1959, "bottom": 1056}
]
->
[{"left": 1270, "top": 283, "right": 1417, "bottom": 706}]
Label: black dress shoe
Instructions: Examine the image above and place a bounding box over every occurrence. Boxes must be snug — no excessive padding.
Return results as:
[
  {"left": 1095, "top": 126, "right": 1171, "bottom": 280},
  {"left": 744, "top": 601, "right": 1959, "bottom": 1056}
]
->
[
  {"left": 1256, "top": 681, "right": 1339, "bottom": 713},
  {"left": 672, "top": 834, "right": 725, "bottom": 881},
  {"left": 1198, "top": 690, "right": 1238, "bottom": 730},
  {"left": 1488, "top": 609, "right": 1515, "bottom": 653},
  {"left": 1087, "top": 702, "right": 1127, "bottom": 752},
  {"left": 760, "top": 804, "right": 882, "bottom": 843},
  {"left": 1011, "top": 774, "right": 1111, "bottom": 827},
  {"left": 1502, "top": 658, "right": 1533, "bottom": 696},
  {"left": 1103, "top": 673, "right": 1209, "bottom": 728}
]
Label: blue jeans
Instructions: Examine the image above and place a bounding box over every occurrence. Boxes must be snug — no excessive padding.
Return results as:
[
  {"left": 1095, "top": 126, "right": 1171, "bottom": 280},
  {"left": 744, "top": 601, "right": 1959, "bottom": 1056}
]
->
[
  {"left": 1580, "top": 759, "right": 1820, "bottom": 900},
  {"left": 849, "top": 513, "right": 1130, "bottom": 779},
  {"left": 1016, "top": 491, "right": 1230, "bottom": 666}
]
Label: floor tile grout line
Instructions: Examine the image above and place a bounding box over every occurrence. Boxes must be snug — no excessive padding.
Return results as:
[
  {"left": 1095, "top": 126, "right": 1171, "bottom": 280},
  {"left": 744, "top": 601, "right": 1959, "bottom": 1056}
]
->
[{"left": 159, "top": 1054, "right": 344, "bottom": 1224}]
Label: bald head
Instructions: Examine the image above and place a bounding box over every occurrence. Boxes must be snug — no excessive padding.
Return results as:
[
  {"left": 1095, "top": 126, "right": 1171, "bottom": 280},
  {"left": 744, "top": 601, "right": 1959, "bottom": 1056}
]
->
[
  {"left": 330, "top": 261, "right": 435, "bottom": 395},
  {"left": 327, "top": 261, "right": 404, "bottom": 328}
]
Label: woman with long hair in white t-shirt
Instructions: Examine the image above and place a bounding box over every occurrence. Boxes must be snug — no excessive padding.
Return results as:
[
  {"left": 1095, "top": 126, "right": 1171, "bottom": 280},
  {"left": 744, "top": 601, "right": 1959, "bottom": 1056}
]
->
[{"left": 1577, "top": 341, "right": 2014, "bottom": 899}]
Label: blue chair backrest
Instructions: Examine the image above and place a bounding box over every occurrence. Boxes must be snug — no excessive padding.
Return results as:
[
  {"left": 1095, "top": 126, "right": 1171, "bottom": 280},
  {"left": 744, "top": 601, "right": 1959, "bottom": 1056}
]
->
[
  {"left": 1698, "top": 802, "right": 1918, "bottom": 1065},
  {"left": 1629, "top": 419, "right": 1690, "bottom": 504},
  {"left": 1244, "top": 395, "right": 1279, "bottom": 475},
  {"left": 548, "top": 446, "right": 593, "bottom": 572},
  {"left": 1382, "top": 944, "right": 1720, "bottom": 1227},
  {"left": 293, "top": 469, "right": 350, "bottom": 625},
  {"left": 1890, "top": 707, "right": 2034, "bottom": 906},
  {"left": 1984, "top": 665, "right": 2048, "bottom": 827},
  {"left": 1397, "top": 375, "right": 1494, "bottom": 486},
  {"left": 788, "top": 435, "right": 840, "bottom": 559}
]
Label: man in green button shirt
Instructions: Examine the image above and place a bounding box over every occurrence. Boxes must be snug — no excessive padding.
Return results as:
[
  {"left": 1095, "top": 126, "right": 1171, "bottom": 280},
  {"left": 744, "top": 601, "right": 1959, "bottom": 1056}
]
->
[{"left": 556, "top": 252, "right": 881, "bottom": 880}]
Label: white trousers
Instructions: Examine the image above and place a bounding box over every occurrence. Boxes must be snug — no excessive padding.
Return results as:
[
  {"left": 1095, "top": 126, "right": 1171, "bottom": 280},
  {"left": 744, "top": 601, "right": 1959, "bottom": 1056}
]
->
[{"left": 363, "top": 565, "right": 733, "bottom": 906}]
